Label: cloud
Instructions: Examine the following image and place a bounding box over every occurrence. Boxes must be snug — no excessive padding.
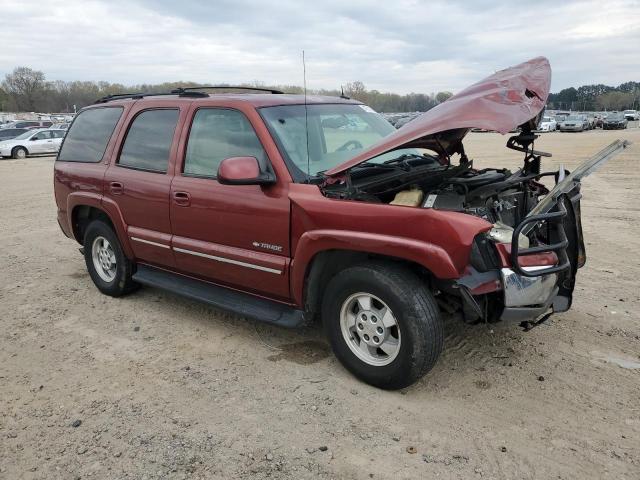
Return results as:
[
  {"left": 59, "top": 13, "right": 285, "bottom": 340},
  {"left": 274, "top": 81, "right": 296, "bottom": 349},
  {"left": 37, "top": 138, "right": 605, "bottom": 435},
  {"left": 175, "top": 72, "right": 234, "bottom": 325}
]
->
[{"left": 0, "top": 0, "right": 638, "bottom": 94}]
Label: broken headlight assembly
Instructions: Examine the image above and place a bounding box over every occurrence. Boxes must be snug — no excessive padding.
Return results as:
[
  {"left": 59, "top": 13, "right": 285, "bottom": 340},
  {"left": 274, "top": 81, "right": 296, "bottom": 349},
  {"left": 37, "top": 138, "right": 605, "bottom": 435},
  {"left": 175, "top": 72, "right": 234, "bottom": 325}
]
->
[{"left": 487, "top": 221, "right": 529, "bottom": 249}]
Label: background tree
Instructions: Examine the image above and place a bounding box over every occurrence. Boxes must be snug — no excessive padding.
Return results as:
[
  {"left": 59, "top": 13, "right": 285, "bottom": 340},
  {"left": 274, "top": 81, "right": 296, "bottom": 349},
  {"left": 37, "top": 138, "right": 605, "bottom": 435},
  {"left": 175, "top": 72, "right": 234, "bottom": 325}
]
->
[
  {"left": 596, "top": 91, "right": 635, "bottom": 111},
  {"left": 344, "top": 81, "right": 367, "bottom": 101},
  {"left": 0, "top": 87, "right": 9, "bottom": 111},
  {"left": 0, "top": 66, "right": 638, "bottom": 114},
  {"left": 435, "top": 91, "right": 453, "bottom": 103},
  {"left": 1, "top": 67, "right": 47, "bottom": 111}
]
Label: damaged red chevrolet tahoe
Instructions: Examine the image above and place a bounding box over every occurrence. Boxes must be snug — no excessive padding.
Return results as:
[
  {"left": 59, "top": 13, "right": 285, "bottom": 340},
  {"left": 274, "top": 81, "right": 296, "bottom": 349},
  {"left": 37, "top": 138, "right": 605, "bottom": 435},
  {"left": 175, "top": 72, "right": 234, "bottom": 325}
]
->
[{"left": 54, "top": 57, "right": 629, "bottom": 389}]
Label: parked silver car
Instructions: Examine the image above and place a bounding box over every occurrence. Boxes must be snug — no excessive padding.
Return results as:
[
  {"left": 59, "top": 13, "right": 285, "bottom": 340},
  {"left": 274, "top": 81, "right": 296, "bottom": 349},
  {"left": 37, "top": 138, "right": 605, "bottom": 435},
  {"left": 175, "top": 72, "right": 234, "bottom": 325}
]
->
[
  {"left": 558, "top": 115, "right": 589, "bottom": 132},
  {"left": 0, "top": 128, "right": 65, "bottom": 159}
]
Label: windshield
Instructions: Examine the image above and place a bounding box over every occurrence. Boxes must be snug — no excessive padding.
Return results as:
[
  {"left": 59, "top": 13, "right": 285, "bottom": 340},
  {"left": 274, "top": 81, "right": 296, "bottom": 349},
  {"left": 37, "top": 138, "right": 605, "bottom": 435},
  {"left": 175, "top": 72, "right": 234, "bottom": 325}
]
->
[
  {"left": 542, "top": 116, "right": 553, "bottom": 122},
  {"left": 565, "top": 115, "right": 582, "bottom": 121},
  {"left": 608, "top": 113, "right": 624, "bottom": 120},
  {"left": 260, "top": 103, "right": 426, "bottom": 178},
  {"left": 12, "top": 130, "right": 35, "bottom": 140}
]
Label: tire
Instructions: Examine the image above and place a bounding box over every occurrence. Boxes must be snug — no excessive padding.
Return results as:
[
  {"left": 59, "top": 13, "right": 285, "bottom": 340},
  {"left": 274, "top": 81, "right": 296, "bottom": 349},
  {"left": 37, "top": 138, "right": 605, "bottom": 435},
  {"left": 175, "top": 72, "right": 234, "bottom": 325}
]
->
[
  {"left": 321, "top": 262, "right": 443, "bottom": 389},
  {"left": 83, "top": 220, "right": 138, "bottom": 297},
  {"left": 12, "top": 146, "right": 27, "bottom": 159}
]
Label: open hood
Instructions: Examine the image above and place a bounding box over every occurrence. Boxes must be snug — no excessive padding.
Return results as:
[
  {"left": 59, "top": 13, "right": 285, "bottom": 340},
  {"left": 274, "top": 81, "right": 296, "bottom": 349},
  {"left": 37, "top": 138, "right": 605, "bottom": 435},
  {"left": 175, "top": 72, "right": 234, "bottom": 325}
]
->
[{"left": 325, "top": 56, "right": 551, "bottom": 177}]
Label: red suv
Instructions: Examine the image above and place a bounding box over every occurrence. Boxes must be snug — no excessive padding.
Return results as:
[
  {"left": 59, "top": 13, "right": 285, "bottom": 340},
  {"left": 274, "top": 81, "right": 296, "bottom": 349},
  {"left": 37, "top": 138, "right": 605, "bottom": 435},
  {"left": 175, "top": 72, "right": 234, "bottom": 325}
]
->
[{"left": 54, "top": 57, "right": 628, "bottom": 389}]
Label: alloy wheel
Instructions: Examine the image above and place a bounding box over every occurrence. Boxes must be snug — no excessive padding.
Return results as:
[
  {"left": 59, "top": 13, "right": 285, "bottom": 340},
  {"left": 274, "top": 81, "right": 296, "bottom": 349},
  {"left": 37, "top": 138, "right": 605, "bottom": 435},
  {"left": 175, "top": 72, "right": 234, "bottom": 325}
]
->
[
  {"left": 91, "top": 236, "right": 117, "bottom": 282},
  {"left": 339, "top": 292, "right": 401, "bottom": 366}
]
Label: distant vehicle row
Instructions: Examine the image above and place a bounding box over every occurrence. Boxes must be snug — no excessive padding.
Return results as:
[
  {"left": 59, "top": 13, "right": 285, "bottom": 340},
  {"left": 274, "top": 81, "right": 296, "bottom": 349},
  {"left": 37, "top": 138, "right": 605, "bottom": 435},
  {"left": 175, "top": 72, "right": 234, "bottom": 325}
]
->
[{"left": 0, "top": 128, "right": 66, "bottom": 159}]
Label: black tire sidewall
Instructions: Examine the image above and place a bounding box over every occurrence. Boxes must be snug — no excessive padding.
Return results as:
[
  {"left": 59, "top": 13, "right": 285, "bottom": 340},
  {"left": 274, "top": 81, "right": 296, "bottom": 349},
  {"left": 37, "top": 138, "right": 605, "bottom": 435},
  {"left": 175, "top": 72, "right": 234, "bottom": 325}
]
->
[
  {"left": 322, "top": 264, "right": 442, "bottom": 389},
  {"left": 83, "top": 221, "right": 133, "bottom": 296},
  {"left": 13, "top": 147, "right": 27, "bottom": 159}
]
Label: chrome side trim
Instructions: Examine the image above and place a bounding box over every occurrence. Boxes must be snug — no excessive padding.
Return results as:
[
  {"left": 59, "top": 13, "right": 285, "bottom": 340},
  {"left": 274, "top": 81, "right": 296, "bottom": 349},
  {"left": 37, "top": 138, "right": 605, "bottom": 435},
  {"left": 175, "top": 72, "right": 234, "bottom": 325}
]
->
[
  {"left": 172, "top": 247, "right": 282, "bottom": 275},
  {"left": 130, "top": 236, "right": 171, "bottom": 249}
]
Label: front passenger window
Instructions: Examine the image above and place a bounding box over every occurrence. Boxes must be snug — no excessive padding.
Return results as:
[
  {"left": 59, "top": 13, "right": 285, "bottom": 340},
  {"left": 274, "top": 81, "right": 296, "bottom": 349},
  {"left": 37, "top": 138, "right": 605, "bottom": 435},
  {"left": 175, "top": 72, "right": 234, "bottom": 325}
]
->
[
  {"left": 33, "top": 131, "right": 52, "bottom": 141},
  {"left": 184, "top": 108, "right": 267, "bottom": 177}
]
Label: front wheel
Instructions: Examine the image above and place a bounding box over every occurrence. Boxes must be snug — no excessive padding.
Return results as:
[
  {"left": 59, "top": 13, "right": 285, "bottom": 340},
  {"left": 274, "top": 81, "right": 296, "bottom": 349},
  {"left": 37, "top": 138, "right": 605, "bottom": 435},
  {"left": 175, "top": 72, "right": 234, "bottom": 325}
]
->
[
  {"left": 83, "top": 220, "right": 138, "bottom": 297},
  {"left": 322, "top": 262, "right": 443, "bottom": 389},
  {"left": 12, "top": 147, "right": 27, "bottom": 159}
]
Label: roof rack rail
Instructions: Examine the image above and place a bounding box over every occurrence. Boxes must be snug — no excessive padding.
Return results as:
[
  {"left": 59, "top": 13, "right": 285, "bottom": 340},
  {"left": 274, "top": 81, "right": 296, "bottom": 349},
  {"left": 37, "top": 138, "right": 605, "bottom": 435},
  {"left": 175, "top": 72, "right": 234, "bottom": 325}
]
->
[
  {"left": 94, "top": 85, "right": 284, "bottom": 104},
  {"left": 94, "top": 92, "right": 175, "bottom": 104},
  {"left": 170, "top": 86, "right": 284, "bottom": 94}
]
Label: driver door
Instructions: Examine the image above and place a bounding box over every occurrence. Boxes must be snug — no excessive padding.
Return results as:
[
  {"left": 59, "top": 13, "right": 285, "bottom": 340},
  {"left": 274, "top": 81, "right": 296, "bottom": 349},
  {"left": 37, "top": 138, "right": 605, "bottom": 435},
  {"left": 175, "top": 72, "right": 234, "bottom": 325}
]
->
[
  {"left": 170, "top": 106, "right": 291, "bottom": 301},
  {"left": 29, "top": 130, "right": 54, "bottom": 153}
]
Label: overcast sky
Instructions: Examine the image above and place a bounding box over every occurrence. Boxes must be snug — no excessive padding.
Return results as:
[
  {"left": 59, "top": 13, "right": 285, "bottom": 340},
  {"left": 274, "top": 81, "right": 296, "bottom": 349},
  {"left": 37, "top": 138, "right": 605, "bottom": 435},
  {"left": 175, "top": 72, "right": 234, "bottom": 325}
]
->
[{"left": 1, "top": 0, "right": 639, "bottom": 94}]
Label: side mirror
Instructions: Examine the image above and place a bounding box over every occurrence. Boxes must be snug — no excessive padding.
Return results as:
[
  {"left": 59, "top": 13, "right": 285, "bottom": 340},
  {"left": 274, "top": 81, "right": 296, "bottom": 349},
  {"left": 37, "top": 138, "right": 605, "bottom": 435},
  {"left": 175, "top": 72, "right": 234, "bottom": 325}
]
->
[
  {"left": 30, "top": 137, "right": 39, "bottom": 141},
  {"left": 217, "top": 156, "right": 275, "bottom": 186}
]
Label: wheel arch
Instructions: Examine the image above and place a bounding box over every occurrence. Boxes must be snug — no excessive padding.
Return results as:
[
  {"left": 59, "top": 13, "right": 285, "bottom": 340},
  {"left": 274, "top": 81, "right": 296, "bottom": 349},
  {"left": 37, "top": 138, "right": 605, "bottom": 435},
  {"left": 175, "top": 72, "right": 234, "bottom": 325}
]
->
[
  {"left": 293, "top": 228, "right": 461, "bottom": 322},
  {"left": 300, "top": 248, "right": 439, "bottom": 324},
  {"left": 69, "top": 197, "right": 133, "bottom": 258},
  {"left": 12, "top": 145, "right": 29, "bottom": 156}
]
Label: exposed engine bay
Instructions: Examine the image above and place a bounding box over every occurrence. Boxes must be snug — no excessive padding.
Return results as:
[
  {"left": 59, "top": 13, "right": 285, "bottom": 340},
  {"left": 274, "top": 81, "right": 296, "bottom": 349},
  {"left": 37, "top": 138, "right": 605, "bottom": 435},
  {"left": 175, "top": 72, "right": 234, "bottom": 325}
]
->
[
  {"left": 320, "top": 127, "right": 629, "bottom": 327},
  {"left": 321, "top": 132, "right": 552, "bottom": 230}
]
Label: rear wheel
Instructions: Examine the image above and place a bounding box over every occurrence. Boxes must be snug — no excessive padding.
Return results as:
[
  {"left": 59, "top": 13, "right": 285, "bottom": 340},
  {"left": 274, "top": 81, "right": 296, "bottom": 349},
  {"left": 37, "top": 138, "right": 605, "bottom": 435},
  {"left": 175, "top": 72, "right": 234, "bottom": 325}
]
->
[
  {"left": 83, "top": 220, "right": 138, "bottom": 297},
  {"left": 12, "top": 147, "right": 27, "bottom": 159},
  {"left": 322, "top": 262, "right": 443, "bottom": 389}
]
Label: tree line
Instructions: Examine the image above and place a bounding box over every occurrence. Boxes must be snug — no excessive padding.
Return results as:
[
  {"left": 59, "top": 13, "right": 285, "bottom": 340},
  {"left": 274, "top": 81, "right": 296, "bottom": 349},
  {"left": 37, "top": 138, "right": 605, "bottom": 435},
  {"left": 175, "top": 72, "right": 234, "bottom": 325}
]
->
[
  {"left": 0, "top": 67, "right": 452, "bottom": 114},
  {"left": 1, "top": 66, "right": 638, "bottom": 114},
  {"left": 547, "top": 81, "right": 640, "bottom": 111}
]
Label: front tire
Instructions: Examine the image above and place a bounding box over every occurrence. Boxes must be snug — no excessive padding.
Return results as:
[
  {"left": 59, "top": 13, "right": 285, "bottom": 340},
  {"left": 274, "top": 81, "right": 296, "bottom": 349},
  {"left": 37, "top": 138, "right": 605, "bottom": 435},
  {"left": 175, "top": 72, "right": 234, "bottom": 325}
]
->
[
  {"left": 83, "top": 220, "right": 138, "bottom": 297},
  {"left": 12, "top": 147, "right": 27, "bottom": 159},
  {"left": 322, "top": 262, "right": 443, "bottom": 389}
]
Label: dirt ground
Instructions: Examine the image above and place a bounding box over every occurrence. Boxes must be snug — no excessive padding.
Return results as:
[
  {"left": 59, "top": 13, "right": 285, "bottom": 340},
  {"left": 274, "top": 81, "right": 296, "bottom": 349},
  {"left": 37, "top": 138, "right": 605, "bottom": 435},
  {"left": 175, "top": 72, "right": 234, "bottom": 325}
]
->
[{"left": 1, "top": 127, "right": 639, "bottom": 480}]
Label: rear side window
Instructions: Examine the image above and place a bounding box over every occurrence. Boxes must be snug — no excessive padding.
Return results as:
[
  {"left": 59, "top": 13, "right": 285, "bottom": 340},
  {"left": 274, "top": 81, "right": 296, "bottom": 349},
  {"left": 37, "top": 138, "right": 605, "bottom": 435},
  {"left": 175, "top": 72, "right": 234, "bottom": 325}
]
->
[
  {"left": 58, "top": 107, "right": 123, "bottom": 162},
  {"left": 118, "top": 109, "right": 179, "bottom": 173},
  {"left": 183, "top": 108, "right": 266, "bottom": 177}
]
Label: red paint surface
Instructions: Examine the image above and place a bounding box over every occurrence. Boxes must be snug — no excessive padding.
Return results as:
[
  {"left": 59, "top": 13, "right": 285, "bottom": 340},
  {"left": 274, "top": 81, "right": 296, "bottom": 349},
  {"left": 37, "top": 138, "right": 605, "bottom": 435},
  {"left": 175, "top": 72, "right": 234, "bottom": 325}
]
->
[
  {"left": 217, "top": 156, "right": 260, "bottom": 182},
  {"left": 55, "top": 58, "right": 549, "bottom": 308}
]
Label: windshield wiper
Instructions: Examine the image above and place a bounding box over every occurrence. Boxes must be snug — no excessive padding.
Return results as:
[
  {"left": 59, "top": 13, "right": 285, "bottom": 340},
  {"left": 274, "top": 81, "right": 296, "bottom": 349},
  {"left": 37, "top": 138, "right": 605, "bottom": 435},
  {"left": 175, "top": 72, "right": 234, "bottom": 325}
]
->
[
  {"left": 351, "top": 161, "right": 404, "bottom": 171},
  {"left": 383, "top": 153, "right": 430, "bottom": 165}
]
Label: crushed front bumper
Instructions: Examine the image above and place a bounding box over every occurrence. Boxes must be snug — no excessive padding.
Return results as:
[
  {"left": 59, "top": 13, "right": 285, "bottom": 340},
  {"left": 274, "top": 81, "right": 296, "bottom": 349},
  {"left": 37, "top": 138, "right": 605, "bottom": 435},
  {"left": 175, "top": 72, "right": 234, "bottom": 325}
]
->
[
  {"left": 500, "top": 267, "right": 559, "bottom": 321},
  {"left": 499, "top": 194, "right": 577, "bottom": 322}
]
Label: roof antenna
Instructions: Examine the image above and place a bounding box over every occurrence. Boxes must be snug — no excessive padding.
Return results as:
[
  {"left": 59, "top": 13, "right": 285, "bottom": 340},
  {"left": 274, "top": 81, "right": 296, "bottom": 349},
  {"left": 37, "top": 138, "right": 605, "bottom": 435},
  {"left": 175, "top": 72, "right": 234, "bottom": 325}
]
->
[{"left": 303, "top": 50, "right": 310, "bottom": 180}]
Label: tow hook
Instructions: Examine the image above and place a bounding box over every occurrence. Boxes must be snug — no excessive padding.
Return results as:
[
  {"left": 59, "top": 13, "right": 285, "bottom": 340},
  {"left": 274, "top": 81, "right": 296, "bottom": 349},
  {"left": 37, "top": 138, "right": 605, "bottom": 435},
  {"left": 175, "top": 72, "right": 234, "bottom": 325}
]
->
[{"left": 520, "top": 311, "right": 553, "bottom": 331}]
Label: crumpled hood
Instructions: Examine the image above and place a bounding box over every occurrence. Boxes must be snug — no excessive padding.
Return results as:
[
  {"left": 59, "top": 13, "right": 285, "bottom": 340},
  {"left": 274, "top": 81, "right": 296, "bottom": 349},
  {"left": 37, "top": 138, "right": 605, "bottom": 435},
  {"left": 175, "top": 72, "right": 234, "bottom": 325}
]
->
[{"left": 325, "top": 56, "right": 551, "bottom": 177}]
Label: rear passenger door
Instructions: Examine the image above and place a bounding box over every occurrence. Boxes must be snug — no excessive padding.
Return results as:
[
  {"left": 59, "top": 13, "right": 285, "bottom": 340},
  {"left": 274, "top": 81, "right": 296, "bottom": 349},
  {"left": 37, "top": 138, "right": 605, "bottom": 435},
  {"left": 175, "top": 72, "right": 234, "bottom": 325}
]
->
[
  {"left": 170, "top": 107, "right": 291, "bottom": 300},
  {"left": 104, "top": 105, "right": 183, "bottom": 268},
  {"left": 50, "top": 130, "right": 66, "bottom": 151}
]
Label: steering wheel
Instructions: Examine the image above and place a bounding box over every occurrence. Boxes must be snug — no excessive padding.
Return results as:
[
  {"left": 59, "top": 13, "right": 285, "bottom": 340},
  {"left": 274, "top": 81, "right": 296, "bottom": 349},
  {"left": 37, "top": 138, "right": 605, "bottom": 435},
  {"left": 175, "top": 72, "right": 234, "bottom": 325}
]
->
[{"left": 336, "top": 140, "right": 363, "bottom": 152}]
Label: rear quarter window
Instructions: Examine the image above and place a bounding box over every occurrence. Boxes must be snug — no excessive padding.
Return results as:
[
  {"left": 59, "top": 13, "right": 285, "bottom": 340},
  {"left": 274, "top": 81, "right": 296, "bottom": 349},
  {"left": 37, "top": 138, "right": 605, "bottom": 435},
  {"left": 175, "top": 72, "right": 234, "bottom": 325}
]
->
[{"left": 57, "top": 107, "right": 123, "bottom": 163}]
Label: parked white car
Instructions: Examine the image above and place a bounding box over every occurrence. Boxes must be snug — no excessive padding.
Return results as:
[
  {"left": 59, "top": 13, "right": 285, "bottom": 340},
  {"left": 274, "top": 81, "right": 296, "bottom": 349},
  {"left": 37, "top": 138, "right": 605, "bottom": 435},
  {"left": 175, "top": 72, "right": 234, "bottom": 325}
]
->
[
  {"left": 0, "top": 128, "right": 65, "bottom": 159},
  {"left": 538, "top": 116, "right": 557, "bottom": 131},
  {"left": 623, "top": 110, "right": 639, "bottom": 121}
]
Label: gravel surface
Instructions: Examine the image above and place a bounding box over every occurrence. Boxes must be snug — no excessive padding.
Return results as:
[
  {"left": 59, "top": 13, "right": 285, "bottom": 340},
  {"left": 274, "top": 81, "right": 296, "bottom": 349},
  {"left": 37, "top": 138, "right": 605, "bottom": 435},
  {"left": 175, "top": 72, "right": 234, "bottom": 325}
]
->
[{"left": 1, "top": 128, "right": 639, "bottom": 479}]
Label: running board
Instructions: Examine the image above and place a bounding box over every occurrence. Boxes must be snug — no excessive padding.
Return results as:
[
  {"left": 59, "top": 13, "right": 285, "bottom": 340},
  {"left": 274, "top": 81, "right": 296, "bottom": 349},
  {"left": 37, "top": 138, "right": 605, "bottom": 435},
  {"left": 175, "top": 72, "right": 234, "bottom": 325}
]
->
[{"left": 132, "top": 264, "right": 305, "bottom": 328}]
